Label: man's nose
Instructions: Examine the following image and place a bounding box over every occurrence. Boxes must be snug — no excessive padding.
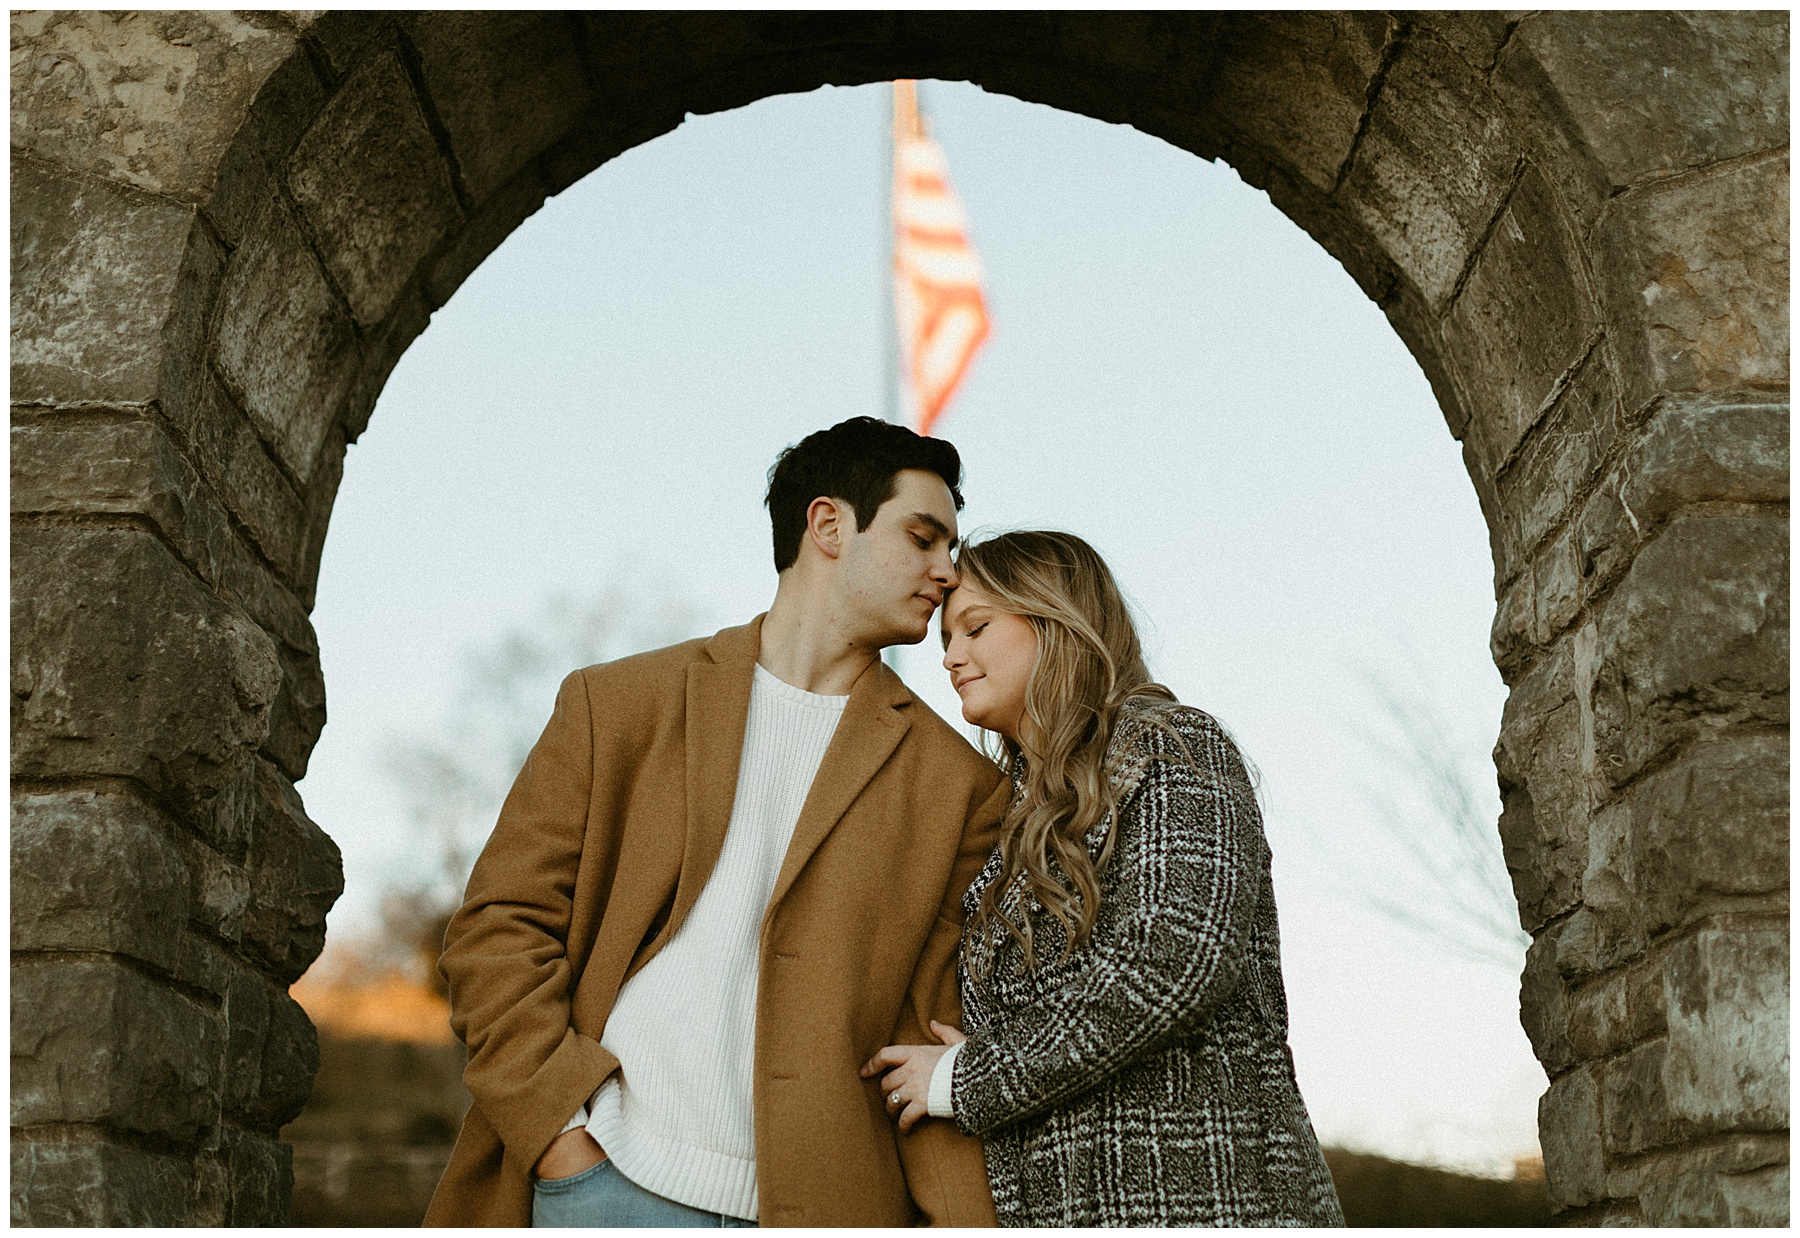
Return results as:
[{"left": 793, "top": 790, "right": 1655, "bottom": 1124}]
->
[{"left": 933, "top": 552, "right": 958, "bottom": 588}]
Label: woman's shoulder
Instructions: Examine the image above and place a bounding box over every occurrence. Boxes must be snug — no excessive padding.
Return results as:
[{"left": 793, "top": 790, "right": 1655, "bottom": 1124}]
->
[{"left": 1106, "top": 697, "right": 1243, "bottom": 797}]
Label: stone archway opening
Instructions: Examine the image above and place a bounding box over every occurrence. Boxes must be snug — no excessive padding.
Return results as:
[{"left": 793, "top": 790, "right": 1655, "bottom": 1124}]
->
[{"left": 12, "top": 11, "right": 1787, "bottom": 1226}]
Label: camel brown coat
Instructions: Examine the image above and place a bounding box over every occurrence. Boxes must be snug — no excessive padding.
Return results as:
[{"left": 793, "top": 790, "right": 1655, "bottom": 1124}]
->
[{"left": 423, "top": 616, "right": 1007, "bottom": 1226}]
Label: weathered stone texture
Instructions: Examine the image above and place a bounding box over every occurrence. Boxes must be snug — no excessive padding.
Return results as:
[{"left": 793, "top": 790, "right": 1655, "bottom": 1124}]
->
[
  {"left": 1539, "top": 1065, "right": 1607, "bottom": 1209},
  {"left": 241, "top": 761, "right": 344, "bottom": 984},
  {"left": 406, "top": 11, "right": 592, "bottom": 206},
  {"left": 1445, "top": 167, "right": 1599, "bottom": 486},
  {"left": 1605, "top": 152, "right": 1790, "bottom": 399},
  {"left": 1662, "top": 929, "right": 1789, "bottom": 1136},
  {"left": 1514, "top": 11, "right": 1789, "bottom": 188},
  {"left": 11, "top": 525, "right": 281, "bottom": 813},
  {"left": 1495, "top": 637, "right": 1600, "bottom": 932},
  {"left": 11, "top": 786, "right": 191, "bottom": 973},
  {"left": 12, "top": 956, "right": 223, "bottom": 1140},
  {"left": 1590, "top": 515, "right": 1787, "bottom": 787},
  {"left": 1202, "top": 11, "right": 1390, "bottom": 194},
  {"left": 9, "top": 10, "right": 298, "bottom": 202},
  {"left": 1343, "top": 30, "right": 1521, "bottom": 309},
  {"left": 213, "top": 200, "right": 359, "bottom": 484},
  {"left": 11, "top": 159, "right": 196, "bottom": 405},
  {"left": 10, "top": 1136, "right": 194, "bottom": 1226},
  {"left": 288, "top": 51, "right": 465, "bottom": 326}
]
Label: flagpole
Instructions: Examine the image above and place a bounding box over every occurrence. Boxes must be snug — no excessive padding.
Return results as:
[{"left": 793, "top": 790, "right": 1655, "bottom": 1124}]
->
[
  {"left": 883, "top": 83, "right": 902, "bottom": 672},
  {"left": 883, "top": 82, "right": 900, "bottom": 427}
]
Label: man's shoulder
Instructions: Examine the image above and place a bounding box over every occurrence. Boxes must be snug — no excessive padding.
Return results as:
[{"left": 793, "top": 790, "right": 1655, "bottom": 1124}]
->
[{"left": 569, "top": 617, "right": 756, "bottom": 691}]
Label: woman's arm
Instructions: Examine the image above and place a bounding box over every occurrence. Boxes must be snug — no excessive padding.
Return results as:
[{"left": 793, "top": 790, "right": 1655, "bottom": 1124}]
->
[{"left": 950, "top": 711, "right": 1265, "bottom": 1139}]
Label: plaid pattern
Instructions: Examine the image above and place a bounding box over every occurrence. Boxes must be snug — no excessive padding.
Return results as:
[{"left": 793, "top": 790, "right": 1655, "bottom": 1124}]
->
[{"left": 953, "top": 699, "right": 1344, "bottom": 1227}]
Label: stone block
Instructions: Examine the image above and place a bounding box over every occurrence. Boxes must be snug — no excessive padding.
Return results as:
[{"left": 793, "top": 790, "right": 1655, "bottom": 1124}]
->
[
  {"left": 1662, "top": 928, "right": 1788, "bottom": 1135},
  {"left": 1495, "top": 641, "right": 1597, "bottom": 930},
  {"left": 1575, "top": 397, "right": 1789, "bottom": 601},
  {"left": 204, "top": 1125, "right": 293, "bottom": 1226},
  {"left": 11, "top": 414, "right": 235, "bottom": 585},
  {"left": 1419, "top": 12, "right": 1522, "bottom": 75},
  {"left": 1714, "top": 1161, "right": 1790, "bottom": 1228},
  {"left": 1488, "top": 573, "right": 1532, "bottom": 680},
  {"left": 10, "top": 1134, "right": 193, "bottom": 1226},
  {"left": 215, "top": 950, "right": 319, "bottom": 1131},
  {"left": 179, "top": 830, "right": 251, "bottom": 946},
  {"left": 1539, "top": 1065, "right": 1606, "bottom": 1208},
  {"left": 11, "top": 785, "right": 190, "bottom": 974},
  {"left": 1443, "top": 166, "right": 1599, "bottom": 484},
  {"left": 1564, "top": 968, "right": 1630, "bottom": 1062},
  {"left": 9, "top": 10, "right": 297, "bottom": 202},
  {"left": 1514, "top": 11, "right": 1789, "bottom": 188},
  {"left": 1603, "top": 1036, "right": 1684, "bottom": 1156},
  {"left": 406, "top": 11, "right": 591, "bottom": 206},
  {"left": 11, "top": 955, "right": 223, "bottom": 1141},
  {"left": 1565, "top": 800, "right": 1647, "bottom": 977},
  {"left": 1518, "top": 925, "right": 1576, "bottom": 1075},
  {"left": 11, "top": 158, "right": 196, "bottom": 405},
  {"left": 1590, "top": 515, "right": 1788, "bottom": 786},
  {"left": 256, "top": 988, "right": 322, "bottom": 1128},
  {"left": 1200, "top": 11, "right": 1390, "bottom": 193},
  {"left": 242, "top": 762, "right": 344, "bottom": 983},
  {"left": 213, "top": 199, "right": 359, "bottom": 484},
  {"left": 288, "top": 51, "right": 464, "bottom": 326},
  {"left": 207, "top": 39, "right": 331, "bottom": 248},
  {"left": 301, "top": 10, "right": 390, "bottom": 79},
  {"left": 1602, "top": 153, "right": 1788, "bottom": 401},
  {"left": 1530, "top": 531, "right": 1583, "bottom": 647},
  {"left": 1491, "top": 344, "right": 1623, "bottom": 573},
  {"left": 1627, "top": 733, "right": 1788, "bottom": 936},
  {"left": 1632, "top": 1134, "right": 1791, "bottom": 1226},
  {"left": 12, "top": 525, "right": 282, "bottom": 816},
  {"left": 1342, "top": 30, "right": 1521, "bottom": 308},
  {"left": 1619, "top": 398, "right": 1790, "bottom": 529}
]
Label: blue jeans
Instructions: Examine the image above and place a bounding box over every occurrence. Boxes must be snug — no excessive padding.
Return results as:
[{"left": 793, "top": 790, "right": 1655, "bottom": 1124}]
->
[{"left": 531, "top": 1158, "right": 757, "bottom": 1228}]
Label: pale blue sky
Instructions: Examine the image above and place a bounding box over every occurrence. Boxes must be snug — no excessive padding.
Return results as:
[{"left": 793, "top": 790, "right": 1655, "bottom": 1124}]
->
[{"left": 298, "top": 80, "right": 1539, "bottom": 1174}]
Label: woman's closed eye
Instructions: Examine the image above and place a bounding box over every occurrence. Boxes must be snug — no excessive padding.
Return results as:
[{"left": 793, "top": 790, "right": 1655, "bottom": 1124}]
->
[{"left": 967, "top": 622, "right": 988, "bottom": 639}]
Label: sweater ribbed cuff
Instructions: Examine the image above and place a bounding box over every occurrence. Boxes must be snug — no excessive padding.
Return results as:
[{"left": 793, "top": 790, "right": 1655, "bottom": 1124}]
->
[{"left": 926, "top": 1042, "right": 961, "bottom": 1119}]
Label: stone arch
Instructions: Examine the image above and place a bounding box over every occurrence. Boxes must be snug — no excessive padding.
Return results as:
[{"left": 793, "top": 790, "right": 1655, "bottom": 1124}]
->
[{"left": 11, "top": 11, "right": 1787, "bottom": 1225}]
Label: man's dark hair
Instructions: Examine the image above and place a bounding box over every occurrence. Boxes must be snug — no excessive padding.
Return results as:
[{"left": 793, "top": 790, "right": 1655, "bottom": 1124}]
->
[{"left": 765, "top": 417, "right": 965, "bottom": 572}]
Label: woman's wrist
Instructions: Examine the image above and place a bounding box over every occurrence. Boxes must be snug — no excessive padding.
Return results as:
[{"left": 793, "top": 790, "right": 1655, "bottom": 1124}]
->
[{"left": 926, "top": 1040, "right": 962, "bottom": 1118}]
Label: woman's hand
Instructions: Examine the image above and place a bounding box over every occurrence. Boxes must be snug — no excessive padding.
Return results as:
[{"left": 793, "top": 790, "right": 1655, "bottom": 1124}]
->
[
  {"left": 859, "top": 1019, "right": 966, "bottom": 1134},
  {"left": 534, "top": 1127, "right": 607, "bottom": 1181}
]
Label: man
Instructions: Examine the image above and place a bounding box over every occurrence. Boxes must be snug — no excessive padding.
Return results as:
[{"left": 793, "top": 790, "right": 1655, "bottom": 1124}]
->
[{"left": 424, "top": 418, "right": 1008, "bottom": 1227}]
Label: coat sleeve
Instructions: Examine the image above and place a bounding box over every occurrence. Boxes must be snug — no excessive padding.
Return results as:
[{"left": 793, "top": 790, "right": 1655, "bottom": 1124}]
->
[
  {"left": 438, "top": 670, "right": 621, "bottom": 1174},
  {"left": 950, "top": 712, "right": 1265, "bottom": 1139},
  {"left": 893, "top": 771, "right": 1010, "bottom": 1226}
]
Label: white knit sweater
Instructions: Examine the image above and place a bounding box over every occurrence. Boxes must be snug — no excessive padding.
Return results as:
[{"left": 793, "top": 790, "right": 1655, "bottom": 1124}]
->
[{"left": 563, "top": 664, "right": 847, "bottom": 1221}]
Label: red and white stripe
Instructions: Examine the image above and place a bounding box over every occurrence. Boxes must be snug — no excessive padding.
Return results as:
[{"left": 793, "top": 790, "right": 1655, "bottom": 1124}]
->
[{"left": 893, "top": 80, "right": 990, "bottom": 437}]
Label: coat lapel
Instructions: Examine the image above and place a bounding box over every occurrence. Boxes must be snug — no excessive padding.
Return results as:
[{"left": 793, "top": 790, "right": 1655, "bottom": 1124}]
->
[
  {"left": 768, "top": 658, "right": 914, "bottom": 911},
  {"left": 665, "top": 617, "right": 761, "bottom": 944}
]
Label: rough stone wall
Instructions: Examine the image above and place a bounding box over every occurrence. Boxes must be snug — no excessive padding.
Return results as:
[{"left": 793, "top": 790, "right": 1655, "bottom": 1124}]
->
[{"left": 10, "top": 10, "right": 1787, "bottom": 1225}]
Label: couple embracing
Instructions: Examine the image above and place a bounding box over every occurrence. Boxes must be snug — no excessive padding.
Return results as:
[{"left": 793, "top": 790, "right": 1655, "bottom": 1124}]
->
[{"left": 424, "top": 417, "right": 1344, "bottom": 1228}]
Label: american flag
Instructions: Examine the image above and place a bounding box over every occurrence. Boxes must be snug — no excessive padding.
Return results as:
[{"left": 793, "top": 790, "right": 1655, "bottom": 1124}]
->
[{"left": 892, "top": 80, "right": 991, "bottom": 437}]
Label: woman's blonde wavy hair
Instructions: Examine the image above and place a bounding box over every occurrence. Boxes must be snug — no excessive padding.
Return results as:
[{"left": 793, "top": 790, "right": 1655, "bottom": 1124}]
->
[{"left": 954, "top": 530, "right": 1176, "bottom": 977}]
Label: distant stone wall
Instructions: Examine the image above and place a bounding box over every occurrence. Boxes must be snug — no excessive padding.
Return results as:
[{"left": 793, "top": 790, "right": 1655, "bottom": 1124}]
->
[{"left": 11, "top": 11, "right": 1787, "bottom": 1225}]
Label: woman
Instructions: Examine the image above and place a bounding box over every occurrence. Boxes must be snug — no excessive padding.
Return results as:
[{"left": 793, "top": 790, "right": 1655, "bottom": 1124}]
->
[{"left": 862, "top": 531, "right": 1343, "bottom": 1227}]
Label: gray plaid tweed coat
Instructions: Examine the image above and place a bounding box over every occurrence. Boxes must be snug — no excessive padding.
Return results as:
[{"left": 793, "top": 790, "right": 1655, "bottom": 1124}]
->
[{"left": 950, "top": 698, "right": 1344, "bottom": 1227}]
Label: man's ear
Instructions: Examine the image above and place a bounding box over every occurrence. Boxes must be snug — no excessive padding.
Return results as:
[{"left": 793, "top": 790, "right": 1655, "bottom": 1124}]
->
[{"left": 805, "top": 496, "right": 850, "bottom": 561}]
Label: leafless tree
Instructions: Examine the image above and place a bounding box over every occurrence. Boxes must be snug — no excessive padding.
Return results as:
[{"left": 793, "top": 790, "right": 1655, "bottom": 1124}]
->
[
  {"left": 1301, "top": 670, "right": 1528, "bottom": 971},
  {"left": 374, "top": 585, "right": 707, "bottom": 987}
]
